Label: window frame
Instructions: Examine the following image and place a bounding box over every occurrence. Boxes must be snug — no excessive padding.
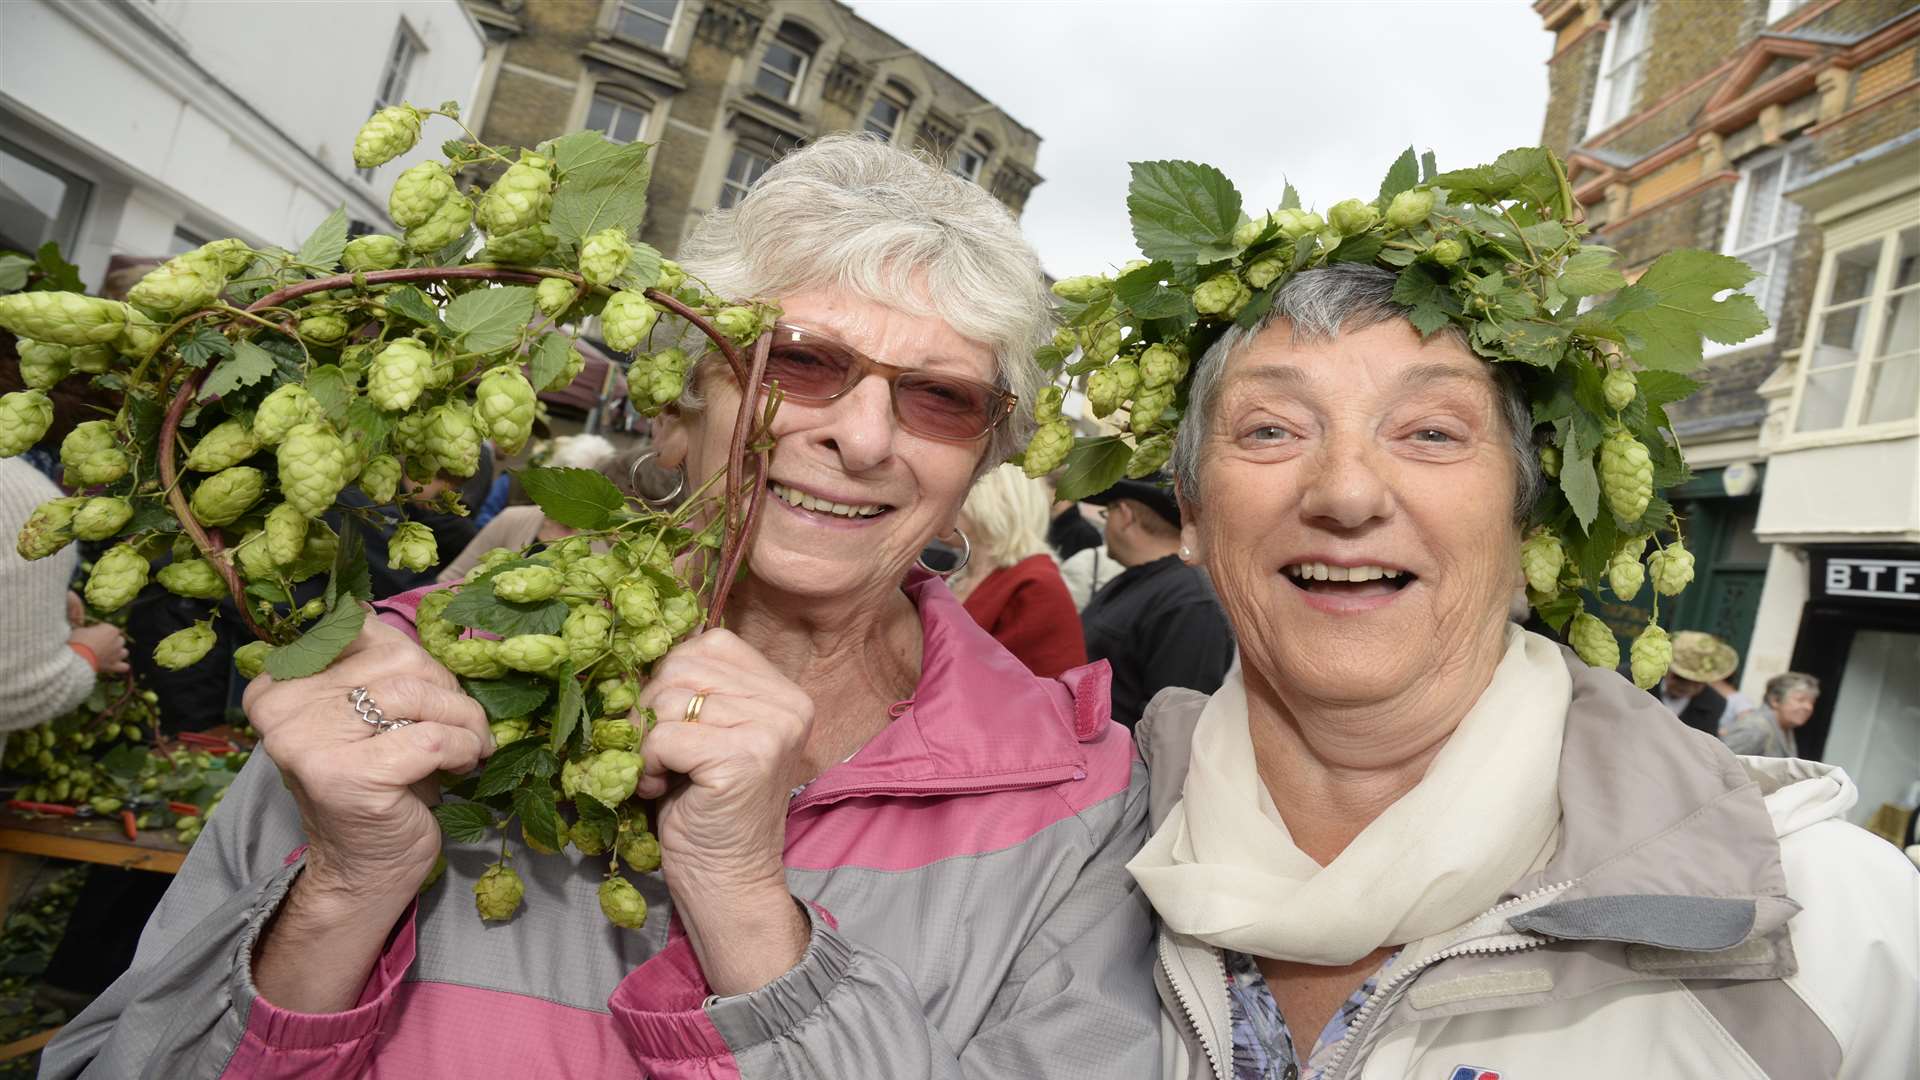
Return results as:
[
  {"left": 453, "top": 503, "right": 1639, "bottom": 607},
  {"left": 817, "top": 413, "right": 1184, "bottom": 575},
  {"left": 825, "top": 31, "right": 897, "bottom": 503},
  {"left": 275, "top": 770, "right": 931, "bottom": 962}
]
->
[
  {"left": 754, "top": 25, "right": 814, "bottom": 106},
  {"left": 1587, "top": 0, "right": 1651, "bottom": 135},
  {"left": 1786, "top": 213, "right": 1920, "bottom": 440},
  {"left": 0, "top": 134, "right": 93, "bottom": 253},
  {"left": 359, "top": 21, "right": 424, "bottom": 181},
  {"left": 1713, "top": 141, "right": 1811, "bottom": 355},
  {"left": 717, "top": 144, "right": 774, "bottom": 209},
  {"left": 864, "top": 86, "right": 911, "bottom": 144},
  {"left": 948, "top": 136, "right": 990, "bottom": 183},
  {"left": 610, "top": 0, "right": 680, "bottom": 52},
  {"left": 586, "top": 91, "right": 651, "bottom": 144},
  {"left": 1765, "top": 0, "right": 1812, "bottom": 24}
]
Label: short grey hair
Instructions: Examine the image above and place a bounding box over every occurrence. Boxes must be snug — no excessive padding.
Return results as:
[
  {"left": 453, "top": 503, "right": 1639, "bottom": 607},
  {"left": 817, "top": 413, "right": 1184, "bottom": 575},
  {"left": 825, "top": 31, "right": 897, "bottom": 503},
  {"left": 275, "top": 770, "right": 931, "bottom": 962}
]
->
[
  {"left": 1172, "top": 263, "right": 1543, "bottom": 523},
  {"left": 672, "top": 134, "right": 1051, "bottom": 466},
  {"left": 1765, "top": 672, "right": 1820, "bottom": 703}
]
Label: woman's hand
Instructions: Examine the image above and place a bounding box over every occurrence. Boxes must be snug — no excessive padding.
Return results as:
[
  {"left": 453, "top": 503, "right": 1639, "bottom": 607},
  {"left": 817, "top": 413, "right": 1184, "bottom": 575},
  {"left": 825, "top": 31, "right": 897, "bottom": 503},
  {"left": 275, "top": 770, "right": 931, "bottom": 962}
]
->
[
  {"left": 636, "top": 629, "right": 815, "bottom": 995},
  {"left": 70, "top": 622, "right": 128, "bottom": 674},
  {"left": 245, "top": 615, "right": 493, "bottom": 1012},
  {"left": 243, "top": 615, "right": 493, "bottom": 901}
]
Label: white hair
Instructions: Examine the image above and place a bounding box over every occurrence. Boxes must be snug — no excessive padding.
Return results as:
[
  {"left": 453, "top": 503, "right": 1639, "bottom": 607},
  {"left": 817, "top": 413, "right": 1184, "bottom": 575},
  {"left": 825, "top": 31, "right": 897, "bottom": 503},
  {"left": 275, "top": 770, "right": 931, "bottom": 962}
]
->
[
  {"left": 673, "top": 134, "right": 1051, "bottom": 467},
  {"left": 1172, "top": 264, "right": 1542, "bottom": 523},
  {"left": 541, "top": 433, "right": 617, "bottom": 471},
  {"left": 959, "top": 463, "right": 1055, "bottom": 573}
]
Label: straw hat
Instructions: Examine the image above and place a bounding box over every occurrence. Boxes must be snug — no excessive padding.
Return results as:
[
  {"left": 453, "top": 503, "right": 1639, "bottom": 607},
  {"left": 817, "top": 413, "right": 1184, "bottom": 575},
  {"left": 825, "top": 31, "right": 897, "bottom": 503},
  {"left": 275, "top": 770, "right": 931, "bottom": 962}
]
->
[{"left": 1669, "top": 631, "right": 1738, "bottom": 683}]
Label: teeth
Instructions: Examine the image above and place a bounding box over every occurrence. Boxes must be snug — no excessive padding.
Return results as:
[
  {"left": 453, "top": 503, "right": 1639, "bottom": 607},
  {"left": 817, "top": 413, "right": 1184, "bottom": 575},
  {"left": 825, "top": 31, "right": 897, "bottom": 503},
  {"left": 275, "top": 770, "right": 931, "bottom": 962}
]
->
[
  {"left": 1285, "top": 562, "right": 1405, "bottom": 581},
  {"left": 771, "top": 483, "right": 886, "bottom": 519}
]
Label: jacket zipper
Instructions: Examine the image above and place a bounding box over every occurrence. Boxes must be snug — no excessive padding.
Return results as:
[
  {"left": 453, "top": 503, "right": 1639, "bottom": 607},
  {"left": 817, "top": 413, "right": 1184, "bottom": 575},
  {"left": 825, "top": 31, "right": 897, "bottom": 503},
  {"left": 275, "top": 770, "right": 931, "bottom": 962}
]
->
[
  {"left": 1159, "top": 932, "right": 1228, "bottom": 1080},
  {"left": 1318, "top": 881, "right": 1573, "bottom": 1080}
]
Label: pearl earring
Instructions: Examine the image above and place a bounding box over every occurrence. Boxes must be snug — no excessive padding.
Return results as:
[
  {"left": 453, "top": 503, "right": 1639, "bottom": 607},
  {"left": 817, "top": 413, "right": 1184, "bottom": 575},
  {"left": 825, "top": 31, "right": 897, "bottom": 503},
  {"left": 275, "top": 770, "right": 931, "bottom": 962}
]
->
[{"left": 1180, "top": 545, "right": 1191, "bottom": 559}]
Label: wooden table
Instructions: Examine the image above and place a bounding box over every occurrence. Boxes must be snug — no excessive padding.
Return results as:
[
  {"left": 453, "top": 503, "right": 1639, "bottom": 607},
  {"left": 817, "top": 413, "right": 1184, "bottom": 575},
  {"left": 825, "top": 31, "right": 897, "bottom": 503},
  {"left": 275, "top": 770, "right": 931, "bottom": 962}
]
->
[{"left": 0, "top": 807, "right": 188, "bottom": 1063}]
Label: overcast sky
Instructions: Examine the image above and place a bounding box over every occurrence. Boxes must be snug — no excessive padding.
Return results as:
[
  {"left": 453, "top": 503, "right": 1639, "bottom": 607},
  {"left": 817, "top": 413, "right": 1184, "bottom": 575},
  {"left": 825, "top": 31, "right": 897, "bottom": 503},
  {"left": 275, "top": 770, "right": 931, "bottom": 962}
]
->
[{"left": 852, "top": 0, "right": 1554, "bottom": 279}]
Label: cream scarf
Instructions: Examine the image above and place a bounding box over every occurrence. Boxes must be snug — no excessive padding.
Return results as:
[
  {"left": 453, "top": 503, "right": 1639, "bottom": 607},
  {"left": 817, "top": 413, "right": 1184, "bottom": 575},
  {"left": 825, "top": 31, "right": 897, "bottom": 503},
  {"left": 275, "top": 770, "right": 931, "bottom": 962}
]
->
[{"left": 1128, "top": 626, "right": 1571, "bottom": 965}]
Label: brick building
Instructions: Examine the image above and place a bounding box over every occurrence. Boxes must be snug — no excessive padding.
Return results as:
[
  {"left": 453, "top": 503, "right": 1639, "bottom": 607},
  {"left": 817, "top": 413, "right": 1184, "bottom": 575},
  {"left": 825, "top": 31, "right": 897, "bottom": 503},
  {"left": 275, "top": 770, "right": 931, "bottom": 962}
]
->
[
  {"left": 1536, "top": 0, "right": 1919, "bottom": 822},
  {"left": 457, "top": 0, "right": 1042, "bottom": 258}
]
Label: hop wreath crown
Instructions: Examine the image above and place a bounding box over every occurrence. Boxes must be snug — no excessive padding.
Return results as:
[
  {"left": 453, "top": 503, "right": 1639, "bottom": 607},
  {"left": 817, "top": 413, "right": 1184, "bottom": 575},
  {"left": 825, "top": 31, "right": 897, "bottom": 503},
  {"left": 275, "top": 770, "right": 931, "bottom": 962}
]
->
[
  {"left": 0, "top": 102, "right": 788, "bottom": 928},
  {"left": 1021, "top": 147, "right": 1770, "bottom": 688}
]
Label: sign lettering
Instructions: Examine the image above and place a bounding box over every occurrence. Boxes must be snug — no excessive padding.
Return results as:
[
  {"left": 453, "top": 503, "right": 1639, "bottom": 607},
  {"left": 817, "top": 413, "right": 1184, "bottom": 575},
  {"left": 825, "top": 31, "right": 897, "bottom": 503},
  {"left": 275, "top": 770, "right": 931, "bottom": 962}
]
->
[{"left": 1821, "top": 558, "right": 1920, "bottom": 601}]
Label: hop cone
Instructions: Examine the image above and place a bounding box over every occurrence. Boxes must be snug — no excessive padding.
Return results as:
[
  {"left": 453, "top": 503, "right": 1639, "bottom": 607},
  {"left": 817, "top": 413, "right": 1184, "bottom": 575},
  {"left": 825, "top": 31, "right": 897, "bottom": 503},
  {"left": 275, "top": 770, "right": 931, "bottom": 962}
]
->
[
  {"left": 71, "top": 497, "right": 131, "bottom": 541},
  {"left": 298, "top": 312, "right": 349, "bottom": 345},
  {"left": 1021, "top": 420, "right": 1073, "bottom": 479},
  {"left": 1599, "top": 431, "right": 1653, "bottom": 523},
  {"left": 660, "top": 595, "right": 699, "bottom": 638},
  {"left": 1386, "top": 189, "right": 1435, "bottom": 229},
  {"left": 1086, "top": 367, "right": 1122, "bottom": 418},
  {"left": 0, "top": 391, "right": 54, "bottom": 457},
  {"left": 499, "top": 634, "right": 566, "bottom": 674},
  {"left": 1607, "top": 537, "right": 1648, "bottom": 600},
  {"left": 441, "top": 638, "right": 507, "bottom": 679},
  {"left": 1192, "top": 273, "right": 1246, "bottom": 317},
  {"left": 541, "top": 340, "right": 585, "bottom": 392},
  {"left": 1130, "top": 384, "right": 1175, "bottom": 436},
  {"left": 602, "top": 291, "right": 660, "bottom": 352},
  {"left": 358, "top": 454, "right": 402, "bottom": 503},
  {"left": 1539, "top": 444, "right": 1562, "bottom": 478},
  {"left": 61, "top": 421, "right": 128, "bottom": 487},
  {"left": 1080, "top": 322, "right": 1124, "bottom": 364},
  {"left": 16, "top": 341, "right": 71, "bottom": 390},
  {"left": 416, "top": 589, "right": 460, "bottom": 658},
  {"left": 153, "top": 623, "right": 216, "bottom": 670},
  {"left": 616, "top": 826, "right": 661, "bottom": 873},
  {"left": 1140, "top": 344, "right": 1187, "bottom": 389},
  {"left": 1603, "top": 369, "right": 1638, "bottom": 412},
  {"left": 535, "top": 277, "right": 575, "bottom": 317},
  {"left": 278, "top": 423, "right": 349, "bottom": 518},
  {"left": 1649, "top": 543, "right": 1695, "bottom": 596},
  {"left": 482, "top": 225, "right": 556, "bottom": 265},
  {"left": 184, "top": 418, "right": 263, "bottom": 472},
  {"left": 406, "top": 194, "right": 474, "bottom": 253},
  {"left": 1245, "top": 256, "right": 1285, "bottom": 290},
  {"left": 262, "top": 503, "right": 308, "bottom": 566},
  {"left": 592, "top": 716, "right": 642, "bottom": 753},
  {"left": 85, "top": 544, "right": 151, "bottom": 612},
  {"left": 389, "top": 522, "right": 438, "bottom": 573},
  {"left": 560, "top": 749, "right": 643, "bottom": 806},
  {"left": 353, "top": 105, "right": 423, "bottom": 169},
  {"left": 475, "top": 158, "right": 554, "bottom": 236},
  {"left": 1630, "top": 623, "right": 1672, "bottom": 690},
  {"left": 341, "top": 234, "right": 403, "bottom": 272},
  {"left": 570, "top": 818, "right": 612, "bottom": 857},
  {"left": 473, "top": 862, "right": 525, "bottom": 922},
  {"left": 1051, "top": 276, "right": 1110, "bottom": 303},
  {"left": 17, "top": 497, "right": 82, "bottom": 560},
  {"left": 1519, "top": 529, "right": 1566, "bottom": 596},
  {"left": 1568, "top": 612, "right": 1620, "bottom": 670},
  {"left": 475, "top": 367, "right": 537, "bottom": 455},
  {"left": 127, "top": 252, "right": 224, "bottom": 315},
  {"left": 389, "top": 160, "right": 456, "bottom": 228},
  {"left": 158, "top": 559, "right": 227, "bottom": 600},
  {"left": 233, "top": 640, "right": 270, "bottom": 680},
  {"left": 579, "top": 228, "right": 633, "bottom": 287},
  {"left": 564, "top": 604, "right": 613, "bottom": 668},
  {"left": 1327, "top": 198, "right": 1379, "bottom": 237},
  {"left": 0, "top": 292, "right": 128, "bottom": 347},
  {"left": 596, "top": 677, "right": 638, "bottom": 718},
  {"left": 598, "top": 876, "right": 649, "bottom": 930},
  {"left": 423, "top": 403, "right": 481, "bottom": 478},
  {"left": 612, "top": 580, "right": 659, "bottom": 627},
  {"left": 253, "top": 384, "right": 322, "bottom": 446},
  {"left": 189, "top": 466, "right": 265, "bottom": 527},
  {"left": 368, "top": 340, "right": 434, "bottom": 412},
  {"left": 710, "top": 305, "right": 763, "bottom": 344}
]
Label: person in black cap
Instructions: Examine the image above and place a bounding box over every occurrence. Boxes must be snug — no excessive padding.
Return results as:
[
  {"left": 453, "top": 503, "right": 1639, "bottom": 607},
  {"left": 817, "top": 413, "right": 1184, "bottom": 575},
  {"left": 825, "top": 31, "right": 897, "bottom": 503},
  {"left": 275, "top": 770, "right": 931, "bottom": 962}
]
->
[{"left": 1080, "top": 473, "right": 1235, "bottom": 728}]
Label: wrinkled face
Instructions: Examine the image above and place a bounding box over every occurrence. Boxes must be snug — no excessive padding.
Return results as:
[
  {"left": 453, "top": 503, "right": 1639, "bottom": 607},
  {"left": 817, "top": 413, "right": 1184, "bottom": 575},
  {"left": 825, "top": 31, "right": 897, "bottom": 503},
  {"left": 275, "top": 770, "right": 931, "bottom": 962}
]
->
[
  {"left": 659, "top": 289, "right": 996, "bottom": 605},
  {"left": 1772, "top": 689, "right": 1817, "bottom": 728},
  {"left": 1181, "top": 319, "right": 1520, "bottom": 708}
]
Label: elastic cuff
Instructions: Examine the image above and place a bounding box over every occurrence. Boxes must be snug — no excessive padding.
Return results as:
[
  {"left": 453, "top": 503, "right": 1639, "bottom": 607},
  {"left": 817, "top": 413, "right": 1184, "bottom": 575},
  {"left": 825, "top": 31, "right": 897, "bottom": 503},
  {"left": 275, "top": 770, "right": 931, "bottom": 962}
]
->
[
  {"left": 610, "top": 913, "right": 733, "bottom": 1062},
  {"left": 232, "top": 857, "right": 420, "bottom": 1050},
  {"left": 701, "top": 901, "right": 854, "bottom": 1051},
  {"left": 68, "top": 641, "right": 99, "bottom": 672}
]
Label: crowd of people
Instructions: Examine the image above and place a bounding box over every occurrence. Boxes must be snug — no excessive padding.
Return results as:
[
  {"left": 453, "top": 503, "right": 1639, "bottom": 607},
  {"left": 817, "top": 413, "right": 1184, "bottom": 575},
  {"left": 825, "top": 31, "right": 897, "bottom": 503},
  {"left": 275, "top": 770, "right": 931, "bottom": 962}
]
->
[{"left": 4, "top": 133, "right": 1913, "bottom": 1079}]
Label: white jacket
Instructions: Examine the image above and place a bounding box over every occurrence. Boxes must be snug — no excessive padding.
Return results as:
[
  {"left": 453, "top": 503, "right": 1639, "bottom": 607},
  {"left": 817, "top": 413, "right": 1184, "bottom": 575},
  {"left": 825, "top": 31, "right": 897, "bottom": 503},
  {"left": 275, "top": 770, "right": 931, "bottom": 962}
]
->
[{"left": 1138, "top": 652, "right": 1920, "bottom": 1080}]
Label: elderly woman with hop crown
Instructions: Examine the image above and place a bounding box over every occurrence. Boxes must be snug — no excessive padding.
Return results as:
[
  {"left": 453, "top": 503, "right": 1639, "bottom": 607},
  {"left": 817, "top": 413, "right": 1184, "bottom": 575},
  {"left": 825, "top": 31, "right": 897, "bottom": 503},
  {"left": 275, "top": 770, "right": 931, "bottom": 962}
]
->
[
  {"left": 1042, "top": 153, "right": 1918, "bottom": 1079},
  {"left": 47, "top": 136, "right": 1157, "bottom": 1079}
]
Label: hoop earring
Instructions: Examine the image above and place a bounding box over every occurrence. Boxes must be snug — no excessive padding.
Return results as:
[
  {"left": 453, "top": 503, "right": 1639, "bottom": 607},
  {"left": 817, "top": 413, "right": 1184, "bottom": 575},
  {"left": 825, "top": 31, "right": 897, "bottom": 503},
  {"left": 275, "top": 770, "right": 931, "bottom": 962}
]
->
[
  {"left": 628, "top": 449, "right": 687, "bottom": 509},
  {"left": 916, "top": 528, "right": 970, "bottom": 578}
]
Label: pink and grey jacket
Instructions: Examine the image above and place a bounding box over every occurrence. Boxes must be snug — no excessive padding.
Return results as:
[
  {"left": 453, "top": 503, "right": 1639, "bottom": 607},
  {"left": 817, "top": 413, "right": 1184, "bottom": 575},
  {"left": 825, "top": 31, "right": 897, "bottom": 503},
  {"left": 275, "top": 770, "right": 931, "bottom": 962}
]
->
[{"left": 43, "top": 572, "right": 1159, "bottom": 1078}]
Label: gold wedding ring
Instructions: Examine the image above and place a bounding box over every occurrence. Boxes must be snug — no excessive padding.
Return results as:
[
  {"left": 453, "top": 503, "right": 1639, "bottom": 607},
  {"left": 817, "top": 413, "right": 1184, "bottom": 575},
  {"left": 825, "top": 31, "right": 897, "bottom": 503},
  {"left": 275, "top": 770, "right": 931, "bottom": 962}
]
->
[{"left": 683, "top": 691, "right": 707, "bottom": 724}]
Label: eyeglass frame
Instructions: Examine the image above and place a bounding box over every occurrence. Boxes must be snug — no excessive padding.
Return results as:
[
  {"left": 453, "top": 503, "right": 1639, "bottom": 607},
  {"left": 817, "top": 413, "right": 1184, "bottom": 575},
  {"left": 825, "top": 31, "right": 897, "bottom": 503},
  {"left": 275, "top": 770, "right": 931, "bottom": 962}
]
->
[{"left": 748, "top": 322, "right": 1020, "bottom": 443}]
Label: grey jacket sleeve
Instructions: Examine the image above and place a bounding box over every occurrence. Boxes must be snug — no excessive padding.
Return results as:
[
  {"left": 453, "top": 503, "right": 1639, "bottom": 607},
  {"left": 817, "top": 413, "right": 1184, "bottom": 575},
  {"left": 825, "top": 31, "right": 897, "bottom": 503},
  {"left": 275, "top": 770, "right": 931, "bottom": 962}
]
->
[
  {"left": 617, "top": 770, "right": 1160, "bottom": 1079},
  {"left": 40, "top": 751, "right": 314, "bottom": 1079}
]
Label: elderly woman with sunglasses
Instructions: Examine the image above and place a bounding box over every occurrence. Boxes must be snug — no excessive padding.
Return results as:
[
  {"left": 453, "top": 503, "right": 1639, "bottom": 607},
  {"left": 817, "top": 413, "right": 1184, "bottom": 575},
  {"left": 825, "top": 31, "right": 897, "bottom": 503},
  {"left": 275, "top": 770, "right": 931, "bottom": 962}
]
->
[{"left": 45, "top": 136, "right": 1157, "bottom": 1080}]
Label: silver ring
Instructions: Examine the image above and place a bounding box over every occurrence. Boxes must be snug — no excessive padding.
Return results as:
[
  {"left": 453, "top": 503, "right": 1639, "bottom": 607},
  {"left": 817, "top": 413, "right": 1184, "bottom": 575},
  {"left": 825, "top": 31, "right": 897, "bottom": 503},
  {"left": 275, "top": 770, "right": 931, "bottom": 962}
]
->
[{"left": 348, "top": 686, "right": 413, "bottom": 735}]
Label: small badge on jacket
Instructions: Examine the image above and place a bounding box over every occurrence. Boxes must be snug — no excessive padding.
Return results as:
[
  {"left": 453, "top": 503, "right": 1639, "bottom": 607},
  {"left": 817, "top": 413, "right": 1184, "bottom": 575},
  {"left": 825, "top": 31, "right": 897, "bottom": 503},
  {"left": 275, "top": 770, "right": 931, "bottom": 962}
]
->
[{"left": 1448, "top": 1068, "right": 1501, "bottom": 1080}]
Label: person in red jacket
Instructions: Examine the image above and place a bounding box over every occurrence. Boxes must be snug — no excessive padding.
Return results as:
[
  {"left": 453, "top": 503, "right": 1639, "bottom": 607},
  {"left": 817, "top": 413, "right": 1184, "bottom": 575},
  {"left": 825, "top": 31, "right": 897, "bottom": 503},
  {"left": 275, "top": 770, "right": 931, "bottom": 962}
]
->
[{"left": 949, "top": 464, "right": 1087, "bottom": 677}]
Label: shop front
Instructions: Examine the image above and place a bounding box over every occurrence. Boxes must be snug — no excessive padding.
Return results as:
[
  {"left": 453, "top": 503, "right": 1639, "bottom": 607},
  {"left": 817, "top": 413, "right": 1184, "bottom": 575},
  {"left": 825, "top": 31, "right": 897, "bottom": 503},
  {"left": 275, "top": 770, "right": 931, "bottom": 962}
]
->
[{"left": 1787, "top": 546, "right": 1920, "bottom": 827}]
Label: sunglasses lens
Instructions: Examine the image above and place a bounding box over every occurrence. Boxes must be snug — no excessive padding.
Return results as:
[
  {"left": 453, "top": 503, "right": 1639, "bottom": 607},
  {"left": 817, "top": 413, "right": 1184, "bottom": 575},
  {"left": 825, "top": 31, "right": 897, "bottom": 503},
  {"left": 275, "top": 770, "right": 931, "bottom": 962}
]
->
[
  {"left": 764, "top": 341, "right": 854, "bottom": 399},
  {"left": 896, "top": 373, "right": 998, "bottom": 440}
]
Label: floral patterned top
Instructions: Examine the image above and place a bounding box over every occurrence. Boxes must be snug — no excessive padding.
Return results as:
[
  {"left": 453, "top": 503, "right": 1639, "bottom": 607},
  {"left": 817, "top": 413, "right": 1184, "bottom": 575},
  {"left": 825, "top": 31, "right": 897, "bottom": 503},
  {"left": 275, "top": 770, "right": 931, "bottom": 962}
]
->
[{"left": 1224, "top": 949, "right": 1398, "bottom": 1080}]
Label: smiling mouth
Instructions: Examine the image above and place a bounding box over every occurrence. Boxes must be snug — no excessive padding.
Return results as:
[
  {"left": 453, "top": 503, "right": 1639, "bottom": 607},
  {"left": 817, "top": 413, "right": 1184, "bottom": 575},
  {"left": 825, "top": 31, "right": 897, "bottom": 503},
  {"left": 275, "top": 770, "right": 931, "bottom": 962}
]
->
[
  {"left": 769, "top": 481, "right": 893, "bottom": 520},
  {"left": 1282, "top": 562, "right": 1416, "bottom": 597}
]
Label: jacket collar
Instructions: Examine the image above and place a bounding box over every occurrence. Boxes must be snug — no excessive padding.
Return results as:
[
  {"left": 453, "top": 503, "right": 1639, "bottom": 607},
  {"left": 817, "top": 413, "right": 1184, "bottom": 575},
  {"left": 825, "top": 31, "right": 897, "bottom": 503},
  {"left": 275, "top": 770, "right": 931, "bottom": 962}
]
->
[
  {"left": 1135, "top": 647, "right": 1797, "bottom": 953},
  {"left": 788, "top": 569, "right": 1105, "bottom": 810}
]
